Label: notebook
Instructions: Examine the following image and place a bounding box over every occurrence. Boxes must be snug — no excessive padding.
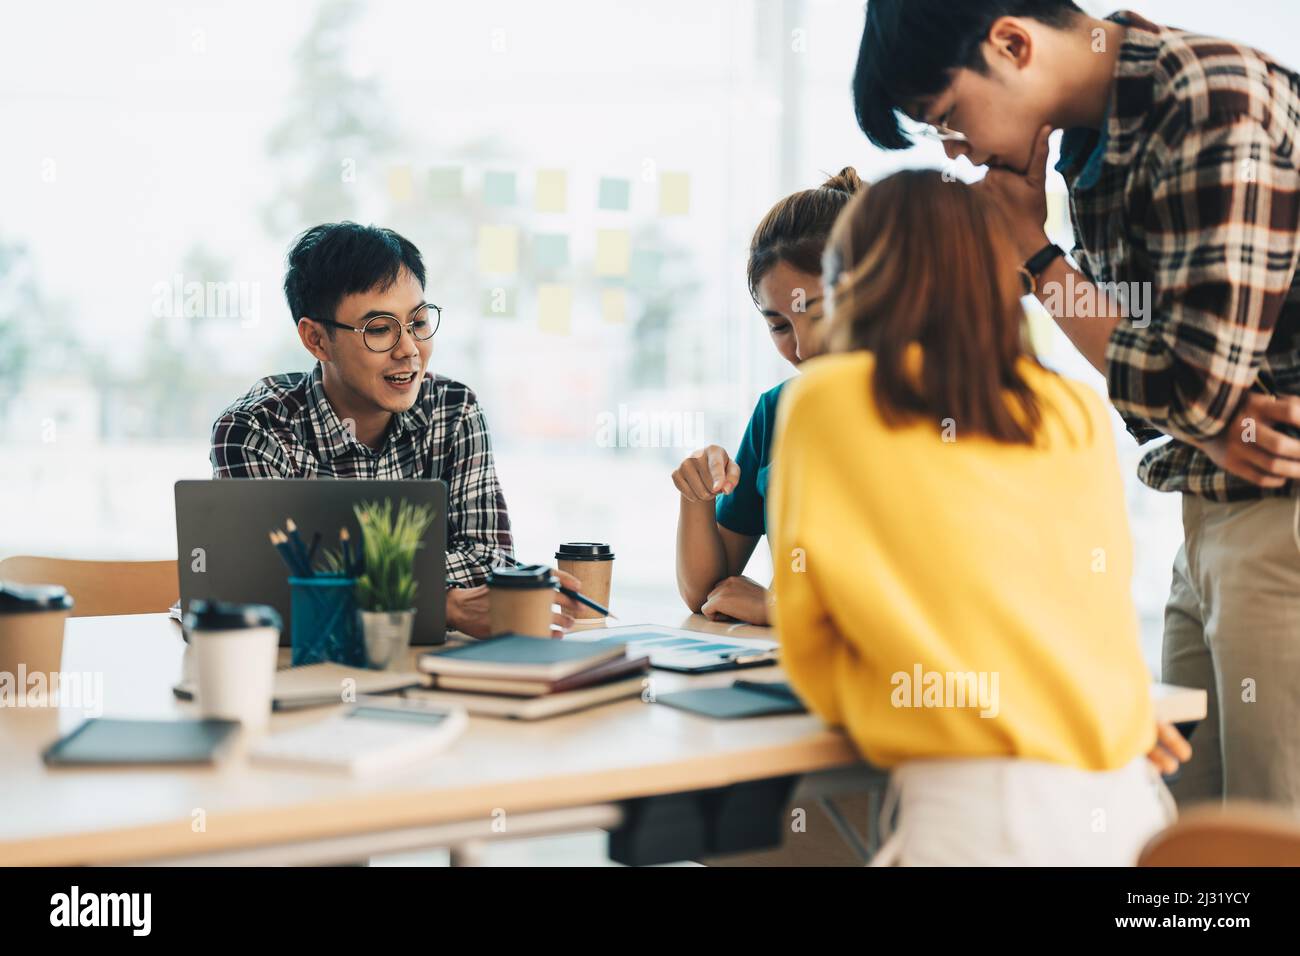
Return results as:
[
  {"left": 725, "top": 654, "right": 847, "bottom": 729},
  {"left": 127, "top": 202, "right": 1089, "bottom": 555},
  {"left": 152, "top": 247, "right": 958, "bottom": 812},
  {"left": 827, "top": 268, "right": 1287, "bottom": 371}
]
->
[
  {"left": 655, "top": 681, "right": 807, "bottom": 720},
  {"left": 418, "top": 634, "right": 627, "bottom": 682},
  {"left": 250, "top": 697, "right": 468, "bottom": 776},
  {"left": 173, "top": 662, "right": 428, "bottom": 711},
  {"left": 43, "top": 718, "right": 241, "bottom": 766},
  {"left": 428, "top": 654, "right": 649, "bottom": 698},
  {"left": 575, "top": 625, "right": 778, "bottom": 673},
  {"left": 404, "top": 675, "right": 645, "bottom": 720}
]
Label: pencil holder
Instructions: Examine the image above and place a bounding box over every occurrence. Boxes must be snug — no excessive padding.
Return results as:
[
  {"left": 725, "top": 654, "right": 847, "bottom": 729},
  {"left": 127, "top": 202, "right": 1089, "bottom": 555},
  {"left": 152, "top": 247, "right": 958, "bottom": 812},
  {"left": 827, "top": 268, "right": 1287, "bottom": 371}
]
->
[{"left": 289, "top": 577, "right": 364, "bottom": 667}]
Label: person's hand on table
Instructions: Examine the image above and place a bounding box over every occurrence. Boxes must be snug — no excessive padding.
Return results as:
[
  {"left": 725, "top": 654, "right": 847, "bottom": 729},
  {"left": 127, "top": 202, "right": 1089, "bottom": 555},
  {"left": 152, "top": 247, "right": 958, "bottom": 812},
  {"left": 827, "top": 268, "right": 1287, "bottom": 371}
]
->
[
  {"left": 699, "top": 575, "right": 770, "bottom": 625},
  {"left": 1147, "top": 722, "right": 1192, "bottom": 777},
  {"left": 446, "top": 585, "right": 491, "bottom": 638},
  {"left": 672, "top": 445, "right": 741, "bottom": 503},
  {"left": 1197, "top": 392, "right": 1300, "bottom": 489},
  {"left": 446, "top": 569, "right": 582, "bottom": 639},
  {"left": 550, "top": 567, "right": 582, "bottom": 637}
]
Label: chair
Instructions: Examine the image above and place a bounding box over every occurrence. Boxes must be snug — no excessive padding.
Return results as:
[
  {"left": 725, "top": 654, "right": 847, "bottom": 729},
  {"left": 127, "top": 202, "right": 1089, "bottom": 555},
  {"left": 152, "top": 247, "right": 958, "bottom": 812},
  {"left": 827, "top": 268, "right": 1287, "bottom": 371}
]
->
[
  {"left": 0, "top": 556, "right": 177, "bottom": 617},
  {"left": 1139, "top": 801, "right": 1300, "bottom": 866}
]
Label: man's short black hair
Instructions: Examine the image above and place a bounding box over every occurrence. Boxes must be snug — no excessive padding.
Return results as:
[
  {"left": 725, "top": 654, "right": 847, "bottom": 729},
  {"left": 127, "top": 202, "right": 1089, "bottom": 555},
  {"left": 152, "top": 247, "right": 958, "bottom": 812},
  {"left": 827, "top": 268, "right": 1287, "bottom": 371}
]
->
[
  {"left": 283, "top": 222, "right": 426, "bottom": 327},
  {"left": 853, "top": 0, "right": 1084, "bottom": 151}
]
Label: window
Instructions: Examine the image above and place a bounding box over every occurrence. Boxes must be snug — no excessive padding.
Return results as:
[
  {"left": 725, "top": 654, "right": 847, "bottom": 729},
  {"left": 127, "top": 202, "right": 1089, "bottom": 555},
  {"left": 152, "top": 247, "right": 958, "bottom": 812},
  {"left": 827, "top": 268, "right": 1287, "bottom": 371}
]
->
[{"left": 2, "top": 0, "right": 1292, "bottom": 670}]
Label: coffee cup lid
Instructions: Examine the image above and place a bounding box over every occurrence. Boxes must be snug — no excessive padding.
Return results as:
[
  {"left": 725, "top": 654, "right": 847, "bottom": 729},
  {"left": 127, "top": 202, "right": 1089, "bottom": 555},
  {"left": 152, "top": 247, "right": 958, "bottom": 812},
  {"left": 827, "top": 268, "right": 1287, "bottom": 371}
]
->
[
  {"left": 487, "top": 564, "right": 558, "bottom": 589},
  {"left": 0, "top": 581, "right": 74, "bottom": 614},
  {"left": 555, "top": 542, "right": 614, "bottom": 561},
  {"left": 183, "top": 599, "right": 282, "bottom": 632}
]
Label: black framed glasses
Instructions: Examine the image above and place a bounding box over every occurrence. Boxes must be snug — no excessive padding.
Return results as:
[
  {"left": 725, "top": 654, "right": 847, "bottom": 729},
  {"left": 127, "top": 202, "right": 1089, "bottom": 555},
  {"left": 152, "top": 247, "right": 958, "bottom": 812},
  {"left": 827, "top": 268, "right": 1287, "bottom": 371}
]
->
[{"left": 314, "top": 303, "right": 441, "bottom": 353}]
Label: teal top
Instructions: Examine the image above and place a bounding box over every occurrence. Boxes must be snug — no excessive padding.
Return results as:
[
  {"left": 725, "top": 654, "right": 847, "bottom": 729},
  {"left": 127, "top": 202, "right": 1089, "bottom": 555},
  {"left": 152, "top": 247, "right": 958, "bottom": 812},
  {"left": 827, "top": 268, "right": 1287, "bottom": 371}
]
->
[{"left": 715, "top": 381, "right": 788, "bottom": 537}]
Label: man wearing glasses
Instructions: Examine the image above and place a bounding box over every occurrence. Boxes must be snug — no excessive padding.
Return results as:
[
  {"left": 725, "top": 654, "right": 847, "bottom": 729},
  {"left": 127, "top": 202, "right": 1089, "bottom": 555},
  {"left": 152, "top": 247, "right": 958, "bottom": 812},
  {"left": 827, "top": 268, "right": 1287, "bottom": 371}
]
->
[
  {"left": 210, "top": 222, "right": 571, "bottom": 636},
  {"left": 852, "top": 2, "right": 1300, "bottom": 810}
]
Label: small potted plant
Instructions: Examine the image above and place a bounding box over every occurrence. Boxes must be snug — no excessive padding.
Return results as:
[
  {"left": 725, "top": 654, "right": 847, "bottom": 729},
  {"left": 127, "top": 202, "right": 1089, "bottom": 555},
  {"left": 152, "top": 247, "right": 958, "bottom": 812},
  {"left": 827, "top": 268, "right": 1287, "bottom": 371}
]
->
[{"left": 352, "top": 498, "right": 436, "bottom": 670}]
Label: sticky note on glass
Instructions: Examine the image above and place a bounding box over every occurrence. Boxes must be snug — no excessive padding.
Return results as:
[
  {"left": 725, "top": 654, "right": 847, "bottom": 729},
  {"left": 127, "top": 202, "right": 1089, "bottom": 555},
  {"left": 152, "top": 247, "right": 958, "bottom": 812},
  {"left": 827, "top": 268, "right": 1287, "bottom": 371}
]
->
[
  {"left": 533, "top": 233, "right": 569, "bottom": 271},
  {"left": 387, "top": 165, "right": 415, "bottom": 202},
  {"left": 630, "top": 248, "right": 663, "bottom": 286},
  {"left": 538, "top": 284, "right": 572, "bottom": 335},
  {"left": 484, "top": 171, "right": 517, "bottom": 206},
  {"left": 535, "top": 169, "right": 567, "bottom": 213},
  {"left": 659, "top": 172, "right": 690, "bottom": 215},
  {"left": 598, "top": 177, "right": 630, "bottom": 211},
  {"left": 478, "top": 225, "right": 519, "bottom": 274},
  {"left": 595, "top": 229, "right": 630, "bottom": 276},
  {"left": 601, "top": 288, "right": 626, "bottom": 325},
  {"left": 428, "top": 166, "right": 463, "bottom": 200},
  {"left": 482, "top": 287, "right": 516, "bottom": 317}
]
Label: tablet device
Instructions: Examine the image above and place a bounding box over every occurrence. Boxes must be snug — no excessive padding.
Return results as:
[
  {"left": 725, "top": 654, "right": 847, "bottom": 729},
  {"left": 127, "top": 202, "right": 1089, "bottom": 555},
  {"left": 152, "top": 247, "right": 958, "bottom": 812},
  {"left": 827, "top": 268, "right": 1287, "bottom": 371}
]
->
[{"left": 43, "top": 718, "right": 241, "bottom": 767}]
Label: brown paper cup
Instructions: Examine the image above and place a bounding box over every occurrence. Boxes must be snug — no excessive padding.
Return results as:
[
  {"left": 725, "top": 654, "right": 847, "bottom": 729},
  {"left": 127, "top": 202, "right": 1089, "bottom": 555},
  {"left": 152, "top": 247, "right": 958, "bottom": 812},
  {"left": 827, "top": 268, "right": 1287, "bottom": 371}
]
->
[
  {"left": 556, "top": 558, "right": 613, "bottom": 619},
  {"left": 488, "top": 585, "right": 556, "bottom": 639},
  {"left": 0, "top": 609, "right": 70, "bottom": 686}
]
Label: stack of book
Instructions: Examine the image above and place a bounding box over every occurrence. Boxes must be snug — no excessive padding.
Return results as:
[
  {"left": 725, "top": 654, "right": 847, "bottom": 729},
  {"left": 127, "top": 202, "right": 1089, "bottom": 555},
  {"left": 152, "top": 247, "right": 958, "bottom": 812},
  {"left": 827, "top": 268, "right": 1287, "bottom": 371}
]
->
[{"left": 410, "top": 635, "right": 649, "bottom": 720}]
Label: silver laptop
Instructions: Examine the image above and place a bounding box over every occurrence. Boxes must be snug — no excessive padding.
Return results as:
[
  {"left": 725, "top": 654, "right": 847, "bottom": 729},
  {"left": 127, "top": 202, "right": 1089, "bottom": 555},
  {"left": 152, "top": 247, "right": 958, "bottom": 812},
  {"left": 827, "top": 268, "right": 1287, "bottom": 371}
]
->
[{"left": 175, "top": 479, "right": 447, "bottom": 646}]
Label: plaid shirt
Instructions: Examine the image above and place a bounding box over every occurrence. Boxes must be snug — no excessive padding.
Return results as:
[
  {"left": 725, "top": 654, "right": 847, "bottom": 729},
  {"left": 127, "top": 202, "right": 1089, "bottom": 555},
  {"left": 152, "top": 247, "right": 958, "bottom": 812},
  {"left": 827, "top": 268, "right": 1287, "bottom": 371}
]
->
[
  {"left": 1058, "top": 11, "right": 1300, "bottom": 501},
  {"left": 210, "top": 363, "right": 514, "bottom": 585}
]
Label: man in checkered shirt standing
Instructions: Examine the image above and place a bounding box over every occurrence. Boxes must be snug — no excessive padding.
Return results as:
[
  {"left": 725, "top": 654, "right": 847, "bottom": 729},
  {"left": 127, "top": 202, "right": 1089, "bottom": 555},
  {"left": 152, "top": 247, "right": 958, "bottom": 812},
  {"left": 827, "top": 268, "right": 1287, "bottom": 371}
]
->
[
  {"left": 210, "top": 222, "right": 579, "bottom": 638},
  {"left": 854, "top": 3, "right": 1300, "bottom": 808}
]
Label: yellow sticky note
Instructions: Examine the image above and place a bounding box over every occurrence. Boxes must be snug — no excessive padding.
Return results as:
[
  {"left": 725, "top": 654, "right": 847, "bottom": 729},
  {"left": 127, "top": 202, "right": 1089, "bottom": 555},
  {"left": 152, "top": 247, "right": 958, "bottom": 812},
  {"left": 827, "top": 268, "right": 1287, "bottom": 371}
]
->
[
  {"left": 601, "top": 288, "right": 626, "bottom": 325},
  {"left": 387, "top": 165, "right": 414, "bottom": 202},
  {"left": 659, "top": 171, "right": 690, "bottom": 215},
  {"left": 538, "top": 283, "right": 572, "bottom": 335},
  {"left": 595, "top": 229, "right": 630, "bottom": 276},
  {"left": 478, "top": 225, "right": 519, "bottom": 275},
  {"left": 535, "top": 169, "right": 567, "bottom": 213}
]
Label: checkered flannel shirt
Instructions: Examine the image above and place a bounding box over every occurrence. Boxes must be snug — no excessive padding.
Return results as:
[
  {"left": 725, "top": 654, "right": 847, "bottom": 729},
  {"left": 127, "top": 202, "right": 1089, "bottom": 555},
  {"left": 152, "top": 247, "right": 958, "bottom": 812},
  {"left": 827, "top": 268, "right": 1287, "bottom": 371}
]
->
[
  {"left": 210, "top": 363, "right": 514, "bottom": 584},
  {"left": 1059, "top": 10, "right": 1300, "bottom": 500}
]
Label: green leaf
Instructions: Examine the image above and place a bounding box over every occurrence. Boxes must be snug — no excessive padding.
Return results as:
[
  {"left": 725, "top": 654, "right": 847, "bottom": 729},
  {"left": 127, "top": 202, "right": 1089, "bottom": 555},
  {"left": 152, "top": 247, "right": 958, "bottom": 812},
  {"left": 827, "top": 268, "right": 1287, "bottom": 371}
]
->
[{"left": 349, "top": 498, "right": 436, "bottom": 611}]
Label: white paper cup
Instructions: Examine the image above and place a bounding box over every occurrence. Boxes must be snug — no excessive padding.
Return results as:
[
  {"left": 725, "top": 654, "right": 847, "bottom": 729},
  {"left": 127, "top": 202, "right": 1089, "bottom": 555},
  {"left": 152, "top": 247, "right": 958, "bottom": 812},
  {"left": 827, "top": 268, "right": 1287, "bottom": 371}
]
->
[{"left": 184, "top": 602, "right": 281, "bottom": 734}]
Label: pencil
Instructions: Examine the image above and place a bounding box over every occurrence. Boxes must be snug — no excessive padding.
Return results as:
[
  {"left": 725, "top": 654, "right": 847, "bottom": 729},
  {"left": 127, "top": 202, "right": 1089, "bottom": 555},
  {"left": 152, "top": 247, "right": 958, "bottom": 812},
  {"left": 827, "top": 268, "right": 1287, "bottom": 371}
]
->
[
  {"left": 285, "top": 518, "right": 312, "bottom": 576},
  {"left": 557, "top": 585, "right": 615, "bottom": 619},
  {"left": 269, "top": 530, "right": 308, "bottom": 578},
  {"left": 340, "top": 527, "right": 353, "bottom": 578}
]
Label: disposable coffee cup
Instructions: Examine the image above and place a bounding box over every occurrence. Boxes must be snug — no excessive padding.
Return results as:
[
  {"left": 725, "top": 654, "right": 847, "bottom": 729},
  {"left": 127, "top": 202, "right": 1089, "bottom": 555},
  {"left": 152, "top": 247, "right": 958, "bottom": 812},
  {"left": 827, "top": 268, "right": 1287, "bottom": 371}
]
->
[
  {"left": 487, "top": 565, "right": 557, "bottom": 639},
  {"left": 0, "top": 583, "right": 74, "bottom": 702},
  {"left": 184, "top": 600, "right": 281, "bottom": 734},
  {"left": 555, "top": 543, "right": 614, "bottom": 620}
]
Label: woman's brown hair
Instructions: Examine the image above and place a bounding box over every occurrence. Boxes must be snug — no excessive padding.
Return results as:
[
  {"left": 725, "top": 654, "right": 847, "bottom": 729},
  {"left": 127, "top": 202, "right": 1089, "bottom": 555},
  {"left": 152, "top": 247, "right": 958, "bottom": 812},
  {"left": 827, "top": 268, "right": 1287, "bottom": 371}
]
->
[
  {"left": 823, "top": 168, "right": 1045, "bottom": 444},
  {"left": 747, "top": 167, "right": 864, "bottom": 302}
]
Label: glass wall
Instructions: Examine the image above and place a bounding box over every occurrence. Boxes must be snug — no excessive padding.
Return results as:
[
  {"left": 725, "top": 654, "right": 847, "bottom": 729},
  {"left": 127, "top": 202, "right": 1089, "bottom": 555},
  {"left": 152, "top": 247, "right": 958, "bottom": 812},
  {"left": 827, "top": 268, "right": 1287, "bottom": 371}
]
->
[{"left": 2, "top": 1, "right": 1294, "bottom": 671}]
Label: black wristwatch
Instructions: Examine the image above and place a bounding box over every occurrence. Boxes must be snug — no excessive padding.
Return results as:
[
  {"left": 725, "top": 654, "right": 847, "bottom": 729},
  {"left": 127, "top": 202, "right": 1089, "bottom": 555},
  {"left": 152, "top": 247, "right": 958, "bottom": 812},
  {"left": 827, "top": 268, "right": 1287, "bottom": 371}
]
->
[{"left": 1019, "top": 243, "right": 1066, "bottom": 295}]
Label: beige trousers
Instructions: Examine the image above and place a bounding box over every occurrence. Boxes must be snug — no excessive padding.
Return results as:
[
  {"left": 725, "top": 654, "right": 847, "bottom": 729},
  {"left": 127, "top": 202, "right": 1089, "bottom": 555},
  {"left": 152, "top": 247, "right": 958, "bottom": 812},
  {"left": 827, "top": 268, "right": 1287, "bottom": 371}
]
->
[{"left": 1163, "top": 492, "right": 1300, "bottom": 809}]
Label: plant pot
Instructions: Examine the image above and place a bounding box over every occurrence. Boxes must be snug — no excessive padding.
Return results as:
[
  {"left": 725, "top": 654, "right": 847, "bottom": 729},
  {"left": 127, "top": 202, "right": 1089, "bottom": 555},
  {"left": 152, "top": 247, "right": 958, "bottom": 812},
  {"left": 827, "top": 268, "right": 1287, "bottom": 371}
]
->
[{"left": 360, "top": 609, "right": 416, "bottom": 671}]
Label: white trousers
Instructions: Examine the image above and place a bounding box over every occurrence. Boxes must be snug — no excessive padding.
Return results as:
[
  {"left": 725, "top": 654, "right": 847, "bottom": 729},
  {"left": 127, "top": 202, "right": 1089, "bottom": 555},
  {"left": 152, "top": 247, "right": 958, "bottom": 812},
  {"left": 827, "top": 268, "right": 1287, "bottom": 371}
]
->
[{"left": 869, "top": 755, "right": 1175, "bottom": 866}]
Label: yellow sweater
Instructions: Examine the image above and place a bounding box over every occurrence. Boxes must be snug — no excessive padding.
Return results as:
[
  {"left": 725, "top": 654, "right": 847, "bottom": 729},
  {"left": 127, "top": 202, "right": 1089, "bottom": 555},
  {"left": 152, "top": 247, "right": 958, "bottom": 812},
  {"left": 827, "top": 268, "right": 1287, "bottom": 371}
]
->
[{"left": 768, "top": 352, "right": 1155, "bottom": 771}]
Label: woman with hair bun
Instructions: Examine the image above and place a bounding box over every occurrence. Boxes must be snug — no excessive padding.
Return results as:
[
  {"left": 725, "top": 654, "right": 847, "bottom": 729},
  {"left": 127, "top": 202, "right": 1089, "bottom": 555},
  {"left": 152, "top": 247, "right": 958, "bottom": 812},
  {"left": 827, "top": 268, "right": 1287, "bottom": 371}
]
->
[{"left": 672, "top": 169, "right": 865, "bottom": 624}]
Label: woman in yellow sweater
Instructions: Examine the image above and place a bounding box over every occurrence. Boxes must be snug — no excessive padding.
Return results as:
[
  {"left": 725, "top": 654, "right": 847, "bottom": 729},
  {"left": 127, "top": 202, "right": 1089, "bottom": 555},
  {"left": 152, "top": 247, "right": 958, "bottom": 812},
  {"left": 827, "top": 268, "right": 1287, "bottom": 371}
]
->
[{"left": 769, "top": 169, "right": 1183, "bottom": 865}]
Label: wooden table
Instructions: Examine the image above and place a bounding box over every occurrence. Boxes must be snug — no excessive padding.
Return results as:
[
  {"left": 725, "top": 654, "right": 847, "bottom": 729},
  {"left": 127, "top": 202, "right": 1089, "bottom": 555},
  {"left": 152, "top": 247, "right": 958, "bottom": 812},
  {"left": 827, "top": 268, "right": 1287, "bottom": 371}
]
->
[{"left": 0, "top": 599, "right": 1205, "bottom": 866}]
